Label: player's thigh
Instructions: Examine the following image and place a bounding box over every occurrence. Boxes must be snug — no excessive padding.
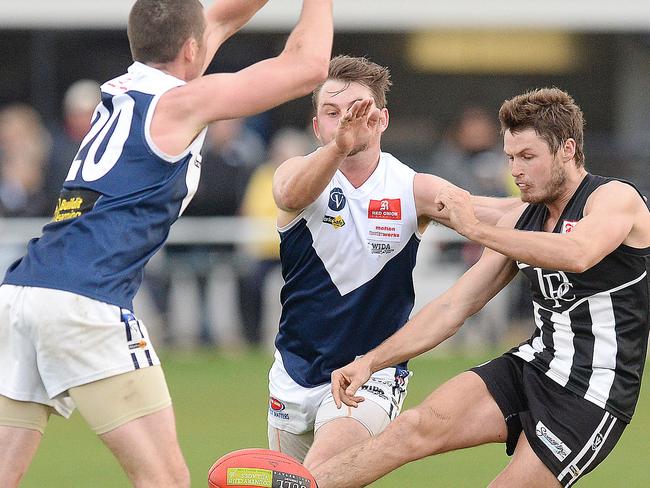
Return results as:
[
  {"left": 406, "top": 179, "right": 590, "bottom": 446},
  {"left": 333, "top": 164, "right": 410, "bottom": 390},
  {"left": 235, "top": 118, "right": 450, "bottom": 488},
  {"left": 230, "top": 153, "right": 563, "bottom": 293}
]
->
[
  {"left": 304, "top": 400, "right": 386, "bottom": 469},
  {"left": 101, "top": 406, "right": 189, "bottom": 487},
  {"left": 0, "top": 393, "right": 52, "bottom": 435},
  {"left": 400, "top": 371, "right": 507, "bottom": 455},
  {"left": 268, "top": 424, "right": 314, "bottom": 463},
  {"left": 73, "top": 368, "right": 186, "bottom": 484},
  {"left": 490, "top": 432, "right": 561, "bottom": 488},
  {"left": 69, "top": 365, "right": 171, "bottom": 435}
]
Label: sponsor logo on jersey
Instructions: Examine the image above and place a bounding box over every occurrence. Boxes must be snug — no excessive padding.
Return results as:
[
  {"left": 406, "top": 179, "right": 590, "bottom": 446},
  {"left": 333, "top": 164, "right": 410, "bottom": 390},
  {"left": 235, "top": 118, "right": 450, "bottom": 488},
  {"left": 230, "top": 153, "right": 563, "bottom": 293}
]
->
[
  {"left": 322, "top": 215, "right": 346, "bottom": 229},
  {"left": 367, "top": 223, "right": 401, "bottom": 242},
  {"left": 535, "top": 421, "right": 572, "bottom": 461},
  {"left": 52, "top": 189, "right": 101, "bottom": 222},
  {"left": 561, "top": 220, "right": 578, "bottom": 234},
  {"left": 328, "top": 187, "right": 346, "bottom": 211},
  {"left": 368, "top": 198, "right": 401, "bottom": 220},
  {"left": 369, "top": 242, "right": 394, "bottom": 255}
]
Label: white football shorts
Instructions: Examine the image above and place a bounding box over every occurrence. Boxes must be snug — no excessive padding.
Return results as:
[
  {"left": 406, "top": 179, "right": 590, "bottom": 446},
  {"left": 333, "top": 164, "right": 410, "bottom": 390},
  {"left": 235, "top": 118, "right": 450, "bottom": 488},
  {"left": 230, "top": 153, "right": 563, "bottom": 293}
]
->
[
  {"left": 268, "top": 350, "right": 409, "bottom": 436},
  {"left": 0, "top": 284, "right": 160, "bottom": 417}
]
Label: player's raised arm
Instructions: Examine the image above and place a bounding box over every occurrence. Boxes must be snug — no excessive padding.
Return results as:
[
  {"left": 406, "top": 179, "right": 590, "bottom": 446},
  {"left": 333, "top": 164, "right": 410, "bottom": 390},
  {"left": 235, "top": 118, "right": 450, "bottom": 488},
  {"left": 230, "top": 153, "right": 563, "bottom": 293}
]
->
[
  {"left": 332, "top": 209, "right": 523, "bottom": 408},
  {"left": 273, "top": 99, "right": 379, "bottom": 217},
  {"left": 201, "top": 0, "right": 269, "bottom": 73},
  {"left": 155, "top": 0, "right": 333, "bottom": 153},
  {"left": 437, "top": 180, "right": 648, "bottom": 273}
]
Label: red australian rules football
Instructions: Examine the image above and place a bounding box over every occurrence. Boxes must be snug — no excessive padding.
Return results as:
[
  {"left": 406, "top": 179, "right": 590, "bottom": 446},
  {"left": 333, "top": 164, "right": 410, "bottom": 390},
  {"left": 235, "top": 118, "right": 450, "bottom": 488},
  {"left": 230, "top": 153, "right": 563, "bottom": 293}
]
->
[{"left": 208, "top": 448, "right": 316, "bottom": 488}]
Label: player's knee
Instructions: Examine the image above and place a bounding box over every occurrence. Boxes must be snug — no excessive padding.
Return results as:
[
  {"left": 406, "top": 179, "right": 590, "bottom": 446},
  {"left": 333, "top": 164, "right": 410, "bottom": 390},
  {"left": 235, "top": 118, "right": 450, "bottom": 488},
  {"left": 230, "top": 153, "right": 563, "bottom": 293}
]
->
[
  {"left": 390, "top": 407, "right": 444, "bottom": 458},
  {"left": 170, "top": 463, "right": 191, "bottom": 488}
]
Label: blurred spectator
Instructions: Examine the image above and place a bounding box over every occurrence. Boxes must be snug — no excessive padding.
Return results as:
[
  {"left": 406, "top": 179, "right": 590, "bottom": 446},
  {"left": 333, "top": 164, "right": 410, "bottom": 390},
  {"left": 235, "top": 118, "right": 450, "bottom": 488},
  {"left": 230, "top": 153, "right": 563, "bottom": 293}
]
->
[
  {"left": 237, "top": 127, "right": 314, "bottom": 346},
  {"left": 44, "top": 79, "right": 101, "bottom": 203},
  {"left": 158, "top": 118, "right": 266, "bottom": 345},
  {"left": 430, "top": 106, "right": 508, "bottom": 197},
  {"left": 0, "top": 104, "right": 52, "bottom": 217},
  {"left": 428, "top": 106, "right": 511, "bottom": 346}
]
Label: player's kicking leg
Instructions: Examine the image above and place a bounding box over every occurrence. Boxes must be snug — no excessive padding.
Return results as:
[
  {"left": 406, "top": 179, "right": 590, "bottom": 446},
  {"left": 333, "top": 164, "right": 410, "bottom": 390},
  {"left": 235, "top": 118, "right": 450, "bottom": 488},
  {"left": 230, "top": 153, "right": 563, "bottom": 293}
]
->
[
  {"left": 312, "top": 371, "right": 507, "bottom": 488},
  {"left": 70, "top": 365, "right": 189, "bottom": 488}
]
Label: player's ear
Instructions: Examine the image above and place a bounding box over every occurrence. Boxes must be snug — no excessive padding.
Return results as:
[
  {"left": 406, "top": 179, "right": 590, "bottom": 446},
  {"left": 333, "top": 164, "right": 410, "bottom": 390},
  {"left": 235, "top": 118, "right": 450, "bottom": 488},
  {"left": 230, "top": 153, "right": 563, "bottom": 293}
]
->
[
  {"left": 181, "top": 36, "right": 198, "bottom": 63},
  {"left": 562, "top": 138, "right": 576, "bottom": 163},
  {"left": 312, "top": 116, "right": 321, "bottom": 139},
  {"left": 379, "top": 107, "right": 389, "bottom": 133}
]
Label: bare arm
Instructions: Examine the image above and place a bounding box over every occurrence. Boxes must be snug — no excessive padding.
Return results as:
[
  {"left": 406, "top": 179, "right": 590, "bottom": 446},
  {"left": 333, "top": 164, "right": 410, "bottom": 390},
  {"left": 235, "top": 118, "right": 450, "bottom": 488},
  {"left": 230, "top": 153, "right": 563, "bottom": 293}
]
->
[
  {"left": 154, "top": 0, "right": 333, "bottom": 154},
  {"left": 331, "top": 211, "right": 522, "bottom": 407},
  {"left": 413, "top": 173, "right": 520, "bottom": 230},
  {"left": 202, "top": 0, "right": 269, "bottom": 73},
  {"left": 437, "top": 180, "right": 645, "bottom": 273},
  {"left": 471, "top": 195, "right": 522, "bottom": 225},
  {"left": 273, "top": 99, "right": 380, "bottom": 224}
]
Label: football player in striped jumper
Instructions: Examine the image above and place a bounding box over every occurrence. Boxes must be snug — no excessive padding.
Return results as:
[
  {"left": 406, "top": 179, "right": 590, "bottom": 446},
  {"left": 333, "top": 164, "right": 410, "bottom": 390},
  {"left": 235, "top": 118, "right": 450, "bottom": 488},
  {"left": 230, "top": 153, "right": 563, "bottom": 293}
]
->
[
  {"left": 0, "top": 1, "right": 333, "bottom": 486},
  {"left": 267, "top": 55, "right": 517, "bottom": 470},
  {"left": 314, "top": 87, "right": 650, "bottom": 487}
]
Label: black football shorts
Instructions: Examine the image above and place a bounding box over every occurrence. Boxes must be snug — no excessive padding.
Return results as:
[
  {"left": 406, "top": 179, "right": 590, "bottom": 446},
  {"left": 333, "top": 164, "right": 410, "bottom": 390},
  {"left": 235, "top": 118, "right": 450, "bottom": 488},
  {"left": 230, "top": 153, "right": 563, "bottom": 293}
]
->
[{"left": 471, "top": 354, "right": 626, "bottom": 487}]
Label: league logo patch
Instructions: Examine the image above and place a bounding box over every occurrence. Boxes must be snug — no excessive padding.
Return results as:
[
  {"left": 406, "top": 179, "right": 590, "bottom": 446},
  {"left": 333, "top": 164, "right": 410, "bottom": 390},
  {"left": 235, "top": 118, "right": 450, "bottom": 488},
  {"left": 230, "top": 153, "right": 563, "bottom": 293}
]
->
[
  {"left": 328, "top": 187, "right": 346, "bottom": 211},
  {"left": 561, "top": 220, "right": 578, "bottom": 234},
  {"left": 368, "top": 198, "right": 401, "bottom": 220}
]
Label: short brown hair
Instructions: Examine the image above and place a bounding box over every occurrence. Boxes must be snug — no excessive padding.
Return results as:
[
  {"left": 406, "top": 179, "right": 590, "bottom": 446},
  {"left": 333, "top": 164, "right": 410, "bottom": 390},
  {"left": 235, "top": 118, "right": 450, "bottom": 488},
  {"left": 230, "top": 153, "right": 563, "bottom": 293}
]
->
[
  {"left": 312, "top": 55, "right": 392, "bottom": 110},
  {"left": 128, "top": 0, "right": 206, "bottom": 64},
  {"left": 499, "top": 87, "right": 585, "bottom": 166}
]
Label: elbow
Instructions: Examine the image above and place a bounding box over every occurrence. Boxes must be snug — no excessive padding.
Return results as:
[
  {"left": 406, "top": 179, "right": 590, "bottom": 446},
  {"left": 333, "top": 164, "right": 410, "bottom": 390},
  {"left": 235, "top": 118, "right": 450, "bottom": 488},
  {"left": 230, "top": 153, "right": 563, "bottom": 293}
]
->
[
  {"left": 564, "top": 257, "right": 593, "bottom": 274},
  {"left": 563, "top": 245, "right": 598, "bottom": 273},
  {"left": 299, "top": 56, "right": 329, "bottom": 92},
  {"left": 275, "top": 186, "right": 305, "bottom": 213},
  {"left": 438, "top": 301, "right": 464, "bottom": 340}
]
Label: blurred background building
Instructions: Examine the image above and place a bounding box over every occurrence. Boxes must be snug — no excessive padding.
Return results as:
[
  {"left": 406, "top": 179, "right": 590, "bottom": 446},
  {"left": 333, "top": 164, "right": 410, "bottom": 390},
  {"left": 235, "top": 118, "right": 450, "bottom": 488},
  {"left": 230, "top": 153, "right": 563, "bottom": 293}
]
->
[{"left": 1, "top": 0, "right": 649, "bottom": 349}]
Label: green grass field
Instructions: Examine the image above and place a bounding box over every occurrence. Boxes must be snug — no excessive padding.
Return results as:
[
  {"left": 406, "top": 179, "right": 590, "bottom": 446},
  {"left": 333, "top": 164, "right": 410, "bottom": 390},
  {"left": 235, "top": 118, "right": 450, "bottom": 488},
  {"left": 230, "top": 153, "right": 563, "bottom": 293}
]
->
[{"left": 21, "top": 349, "right": 649, "bottom": 487}]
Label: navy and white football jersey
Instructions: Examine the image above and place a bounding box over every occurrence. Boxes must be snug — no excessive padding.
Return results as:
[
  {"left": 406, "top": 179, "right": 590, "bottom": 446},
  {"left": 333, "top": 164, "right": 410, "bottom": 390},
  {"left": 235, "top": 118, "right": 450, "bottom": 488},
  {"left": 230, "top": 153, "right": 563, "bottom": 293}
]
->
[
  {"left": 275, "top": 152, "right": 420, "bottom": 387},
  {"left": 511, "top": 174, "right": 650, "bottom": 422},
  {"left": 3, "top": 62, "right": 207, "bottom": 310}
]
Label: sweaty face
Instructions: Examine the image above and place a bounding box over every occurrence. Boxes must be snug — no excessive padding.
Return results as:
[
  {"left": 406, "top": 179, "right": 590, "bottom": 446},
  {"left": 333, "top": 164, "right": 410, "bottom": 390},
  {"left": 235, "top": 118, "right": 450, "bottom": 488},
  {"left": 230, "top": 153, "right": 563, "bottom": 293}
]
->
[
  {"left": 313, "top": 80, "right": 385, "bottom": 154},
  {"left": 504, "top": 128, "right": 567, "bottom": 204}
]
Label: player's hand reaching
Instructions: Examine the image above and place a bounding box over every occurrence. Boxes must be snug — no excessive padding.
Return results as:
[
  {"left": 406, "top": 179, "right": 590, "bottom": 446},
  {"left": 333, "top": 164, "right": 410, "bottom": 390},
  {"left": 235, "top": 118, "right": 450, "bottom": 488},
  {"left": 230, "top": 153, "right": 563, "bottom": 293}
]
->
[
  {"left": 434, "top": 184, "right": 480, "bottom": 236},
  {"left": 331, "top": 357, "right": 372, "bottom": 409},
  {"left": 334, "top": 98, "right": 380, "bottom": 157}
]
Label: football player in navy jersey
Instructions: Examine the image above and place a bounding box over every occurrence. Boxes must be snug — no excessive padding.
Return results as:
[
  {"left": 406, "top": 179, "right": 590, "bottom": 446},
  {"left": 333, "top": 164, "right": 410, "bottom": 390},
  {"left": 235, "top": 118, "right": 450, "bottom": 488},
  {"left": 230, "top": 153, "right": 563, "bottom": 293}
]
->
[
  {"left": 267, "top": 55, "right": 517, "bottom": 472},
  {"left": 313, "top": 88, "right": 650, "bottom": 487},
  {"left": 0, "top": 1, "right": 333, "bottom": 487}
]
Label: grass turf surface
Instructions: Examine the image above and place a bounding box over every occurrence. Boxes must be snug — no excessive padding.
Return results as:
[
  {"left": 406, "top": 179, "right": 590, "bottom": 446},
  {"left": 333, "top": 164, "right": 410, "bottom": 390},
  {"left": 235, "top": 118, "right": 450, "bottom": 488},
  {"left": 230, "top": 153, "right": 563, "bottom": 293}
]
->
[{"left": 21, "top": 349, "right": 649, "bottom": 487}]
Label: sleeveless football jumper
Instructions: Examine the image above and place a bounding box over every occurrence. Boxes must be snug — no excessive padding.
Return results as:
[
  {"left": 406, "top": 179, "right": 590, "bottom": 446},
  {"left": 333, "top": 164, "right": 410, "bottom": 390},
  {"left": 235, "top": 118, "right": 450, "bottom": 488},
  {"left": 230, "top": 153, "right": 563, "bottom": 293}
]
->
[
  {"left": 3, "top": 62, "right": 207, "bottom": 310},
  {"left": 275, "top": 152, "right": 420, "bottom": 387},
  {"left": 511, "top": 174, "right": 650, "bottom": 422}
]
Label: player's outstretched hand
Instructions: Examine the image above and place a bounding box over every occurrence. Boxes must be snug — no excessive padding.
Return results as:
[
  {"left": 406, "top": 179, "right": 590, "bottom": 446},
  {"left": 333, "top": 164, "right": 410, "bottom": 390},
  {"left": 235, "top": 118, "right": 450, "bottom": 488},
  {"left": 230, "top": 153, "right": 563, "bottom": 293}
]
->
[
  {"left": 334, "top": 98, "right": 379, "bottom": 156},
  {"left": 331, "top": 357, "right": 372, "bottom": 409}
]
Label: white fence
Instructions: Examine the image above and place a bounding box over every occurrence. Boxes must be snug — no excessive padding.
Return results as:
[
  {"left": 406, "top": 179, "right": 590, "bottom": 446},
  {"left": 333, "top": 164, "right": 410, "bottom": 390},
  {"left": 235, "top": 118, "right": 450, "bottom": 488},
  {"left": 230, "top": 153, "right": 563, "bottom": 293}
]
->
[{"left": 0, "top": 217, "right": 516, "bottom": 350}]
